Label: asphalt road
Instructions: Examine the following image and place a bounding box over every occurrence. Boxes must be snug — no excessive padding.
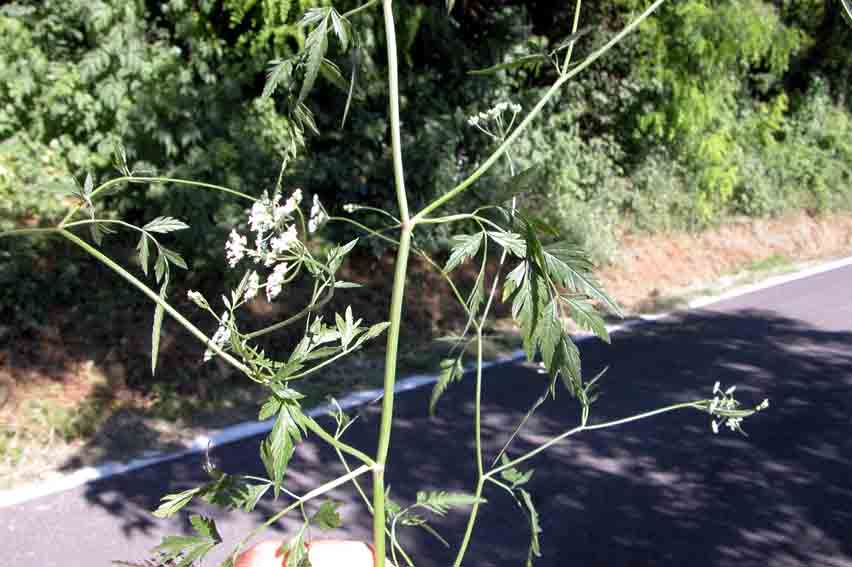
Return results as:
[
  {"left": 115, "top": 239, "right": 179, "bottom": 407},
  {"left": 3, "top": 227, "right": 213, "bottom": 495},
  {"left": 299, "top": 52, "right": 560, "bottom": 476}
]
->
[{"left": 3, "top": 265, "right": 851, "bottom": 567}]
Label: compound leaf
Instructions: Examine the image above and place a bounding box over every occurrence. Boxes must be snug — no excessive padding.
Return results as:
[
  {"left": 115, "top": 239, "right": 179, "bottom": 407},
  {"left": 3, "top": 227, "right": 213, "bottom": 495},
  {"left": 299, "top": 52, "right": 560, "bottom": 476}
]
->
[
  {"left": 151, "top": 278, "right": 167, "bottom": 376},
  {"left": 444, "top": 233, "right": 484, "bottom": 273},
  {"left": 415, "top": 491, "right": 485, "bottom": 516},
  {"left": 311, "top": 500, "right": 342, "bottom": 530},
  {"left": 299, "top": 16, "right": 329, "bottom": 104},
  {"left": 429, "top": 357, "right": 464, "bottom": 415},
  {"left": 154, "top": 515, "right": 221, "bottom": 567},
  {"left": 564, "top": 297, "right": 609, "bottom": 343},
  {"left": 152, "top": 486, "right": 202, "bottom": 519},
  {"left": 143, "top": 217, "right": 190, "bottom": 234},
  {"left": 263, "top": 58, "right": 293, "bottom": 99},
  {"left": 518, "top": 490, "right": 542, "bottom": 566},
  {"left": 136, "top": 234, "right": 150, "bottom": 276}
]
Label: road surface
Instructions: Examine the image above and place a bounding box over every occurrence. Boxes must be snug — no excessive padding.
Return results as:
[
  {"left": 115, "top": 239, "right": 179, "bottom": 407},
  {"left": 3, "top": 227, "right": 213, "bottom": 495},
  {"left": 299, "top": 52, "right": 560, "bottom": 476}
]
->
[{"left": 3, "top": 265, "right": 851, "bottom": 567}]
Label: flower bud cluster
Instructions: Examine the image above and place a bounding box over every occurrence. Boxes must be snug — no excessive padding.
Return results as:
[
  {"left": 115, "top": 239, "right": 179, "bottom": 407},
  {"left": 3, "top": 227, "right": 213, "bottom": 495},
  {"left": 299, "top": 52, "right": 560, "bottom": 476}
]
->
[
  {"left": 204, "top": 312, "right": 231, "bottom": 361},
  {"left": 467, "top": 101, "right": 522, "bottom": 128},
  {"left": 706, "top": 381, "right": 769, "bottom": 435},
  {"left": 308, "top": 194, "right": 327, "bottom": 234}
]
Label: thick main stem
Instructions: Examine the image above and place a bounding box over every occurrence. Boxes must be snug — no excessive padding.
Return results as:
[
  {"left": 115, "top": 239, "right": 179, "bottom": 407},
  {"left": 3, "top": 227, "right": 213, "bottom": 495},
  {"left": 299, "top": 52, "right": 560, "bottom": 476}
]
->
[
  {"left": 373, "top": 226, "right": 412, "bottom": 565},
  {"left": 373, "top": 1, "right": 412, "bottom": 564}
]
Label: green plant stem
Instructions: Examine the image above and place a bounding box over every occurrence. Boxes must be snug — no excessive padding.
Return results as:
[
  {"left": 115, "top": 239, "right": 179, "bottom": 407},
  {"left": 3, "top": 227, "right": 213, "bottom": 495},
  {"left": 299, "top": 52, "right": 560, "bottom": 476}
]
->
[
  {"left": 453, "top": 479, "right": 486, "bottom": 566},
  {"left": 328, "top": 215, "right": 472, "bottom": 322},
  {"left": 243, "top": 282, "right": 334, "bottom": 339},
  {"left": 342, "top": 0, "right": 379, "bottom": 18},
  {"left": 244, "top": 254, "right": 337, "bottom": 339},
  {"left": 327, "top": 216, "right": 401, "bottom": 246},
  {"left": 372, "top": 225, "right": 411, "bottom": 566},
  {"left": 451, "top": 330, "right": 488, "bottom": 567},
  {"left": 413, "top": 0, "right": 667, "bottom": 221},
  {"left": 417, "top": 213, "right": 503, "bottom": 232},
  {"left": 234, "top": 463, "right": 374, "bottom": 559},
  {"left": 334, "top": 449, "right": 416, "bottom": 567},
  {"left": 372, "top": 1, "right": 414, "bottom": 564},
  {"left": 383, "top": 4, "right": 410, "bottom": 226},
  {"left": 284, "top": 344, "right": 362, "bottom": 381},
  {"left": 561, "top": 0, "right": 584, "bottom": 74},
  {"left": 59, "top": 229, "right": 251, "bottom": 376},
  {"left": 0, "top": 227, "right": 58, "bottom": 239},
  {"left": 487, "top": 400, "right": 703, "bottom": 479},
  {"left": 304, "top": 417, "right": 375, "bottom": 467},
  {"left": 60, "top": 176, "right": 255, "bottom": 226}
]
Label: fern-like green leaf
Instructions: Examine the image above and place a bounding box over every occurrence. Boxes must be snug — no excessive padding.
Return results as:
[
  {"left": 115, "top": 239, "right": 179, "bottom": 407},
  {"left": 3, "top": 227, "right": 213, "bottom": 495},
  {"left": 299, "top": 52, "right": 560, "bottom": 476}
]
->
[
  {"left": 151, "top": 278, "right": 167, "bottom": 376},
  {"left": 415, "top": 491, "right": 485, "bottom": 516},
  {"left": 152, "top": 486, "right": 202, "bottom": 519},
  {"left": 519, "top": 489, "right": 542, "bottom": 566},
  {"left": 143, "top": 216, "right": 190, "bottom": 234},
  {"left": 429, "top": 357, "right": 464, "bottom": 415},
  {"left": 136, "top": 234, "right": 150, "bottom": 276},
  {"left": 311, "top": 500, "right": 342, "bottom": 530},
  {"left": 299, "top": 17, "right": 329, "bottom": 104},
  {"left": 563, "top": 297, "right": 609, "bottom": 343},
  {"left": 262, "top": 59, "right": 293, "bottom": 99},
  {"left": 154, "top": 515, "right": 221, "bottom": 567},
  {"left": 444, "top": 232, "right": 484, "bottom": 273},
  {"left": 542, "top": 244, "right": 622, "bottom": 315}
]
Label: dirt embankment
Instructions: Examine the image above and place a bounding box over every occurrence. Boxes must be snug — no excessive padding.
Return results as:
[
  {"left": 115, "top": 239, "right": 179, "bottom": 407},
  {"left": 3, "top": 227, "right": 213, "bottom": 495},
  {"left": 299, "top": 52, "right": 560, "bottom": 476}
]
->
[{"left": 599, "top": 211, "right": 852, "bottom": 311}]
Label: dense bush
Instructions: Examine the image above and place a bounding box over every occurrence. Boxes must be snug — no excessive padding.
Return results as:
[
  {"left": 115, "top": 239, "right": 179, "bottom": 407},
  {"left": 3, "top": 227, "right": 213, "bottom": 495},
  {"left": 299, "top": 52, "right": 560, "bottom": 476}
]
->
[{"left": 2, "top": 0, "right": 852, "bottom": 320}]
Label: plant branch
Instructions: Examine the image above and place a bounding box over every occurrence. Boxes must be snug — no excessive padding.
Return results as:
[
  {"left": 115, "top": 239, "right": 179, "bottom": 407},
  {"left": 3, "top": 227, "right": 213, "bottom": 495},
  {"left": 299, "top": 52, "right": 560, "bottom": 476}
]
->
[
  {"left": 233, "top": 463, "right": 374, "bottom": 560},
  {"left": 0, "top": 227, "right": 59, "bottom": 239},
  {"left": 561, "top": 0, "right": 584, "bottom": 74},
  {"left": 60, "top": 176, "right": 255, "bottom": 226},
  {"left": 304, "top": 417, "right": 376, "bottom": 467},
  {"left": 342, "top": 0, "right": 380, "bottom": 19},
  {"left": 59, "top": 229, "right": 251, "bottom": 376},
  {"left": 487, "top": 400, "right": 704, "bottom": 479},
  {"left": 412, "top": 0, "right": 667, "bottom": 221}
]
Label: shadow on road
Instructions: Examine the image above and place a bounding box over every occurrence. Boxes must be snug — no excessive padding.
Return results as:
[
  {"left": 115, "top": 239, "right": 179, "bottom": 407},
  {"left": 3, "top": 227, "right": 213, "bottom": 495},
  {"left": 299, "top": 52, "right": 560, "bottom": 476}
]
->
[{"left": 73, "top": 308, "right": 852, "bottom": 567}]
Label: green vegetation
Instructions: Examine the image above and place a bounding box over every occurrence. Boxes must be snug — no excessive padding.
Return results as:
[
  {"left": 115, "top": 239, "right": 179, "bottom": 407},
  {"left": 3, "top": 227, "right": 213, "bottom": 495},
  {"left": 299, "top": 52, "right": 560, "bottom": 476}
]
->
[
  {"left": 1, "top": 0, "right": 848, "bottom": 479},
  {"left": 0, "top": 1, "right": 849, "bottom": 286},
  {"left": 0, "top": 1, "right": 794, "bottom": 563}
]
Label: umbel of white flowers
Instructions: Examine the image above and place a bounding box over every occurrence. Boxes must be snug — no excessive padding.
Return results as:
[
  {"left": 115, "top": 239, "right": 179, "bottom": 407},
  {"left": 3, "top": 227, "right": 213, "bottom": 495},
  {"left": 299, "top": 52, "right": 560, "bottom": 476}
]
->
[
  {"left": 467, "top": 101, "right": 522, "bottom": 127},
  {"left": 204, "top": 312, "right": 231, "bottom": 362},
  {"left": 187, "top": 188, "right": 329, "bottom": 360},
  {"left": 222, "top": 188, "right": 327, "bottom": 300},
  {"left": 706, "top": 381, "right": 770, "bottom": 435},
  {"left": 467, "top": 100, "right": 523, "bottom": 140}
]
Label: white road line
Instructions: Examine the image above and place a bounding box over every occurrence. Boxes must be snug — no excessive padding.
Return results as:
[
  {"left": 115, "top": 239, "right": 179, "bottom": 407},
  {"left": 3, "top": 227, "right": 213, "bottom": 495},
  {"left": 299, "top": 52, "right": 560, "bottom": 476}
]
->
[{"left": 2, "top": 254, "right": 850, "bottom": 508}]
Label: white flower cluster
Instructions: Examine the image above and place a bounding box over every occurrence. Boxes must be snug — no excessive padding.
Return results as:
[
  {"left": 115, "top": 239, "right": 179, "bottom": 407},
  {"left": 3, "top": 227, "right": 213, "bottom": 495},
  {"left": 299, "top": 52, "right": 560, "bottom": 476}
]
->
[
  {"left": 187, "top": 290, "right": 208, "bottom": 309},
  {"left": 266, "top": 262, "right": 289, "bottom": 302},
  {"left": 224, "top": 188, "right": 320, "bottom": 302},
  {"left": 467, "top": 101, "right": 522, "bottom": 128},
  {"left": 308, "top": 194, "right": 326, "bottom": 233},
  {"left": 708, "top": 381, "right": 769, "bottom": 435},
  {"left": 204, "top": 312, "right": 231, "bottom": 362}
]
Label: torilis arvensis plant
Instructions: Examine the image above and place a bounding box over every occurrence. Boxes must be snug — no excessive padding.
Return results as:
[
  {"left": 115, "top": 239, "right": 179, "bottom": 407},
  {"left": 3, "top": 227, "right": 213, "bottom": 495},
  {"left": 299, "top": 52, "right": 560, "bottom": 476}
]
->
[{"left": 2, "top": 1, "right": 776, "bottom": 566}]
